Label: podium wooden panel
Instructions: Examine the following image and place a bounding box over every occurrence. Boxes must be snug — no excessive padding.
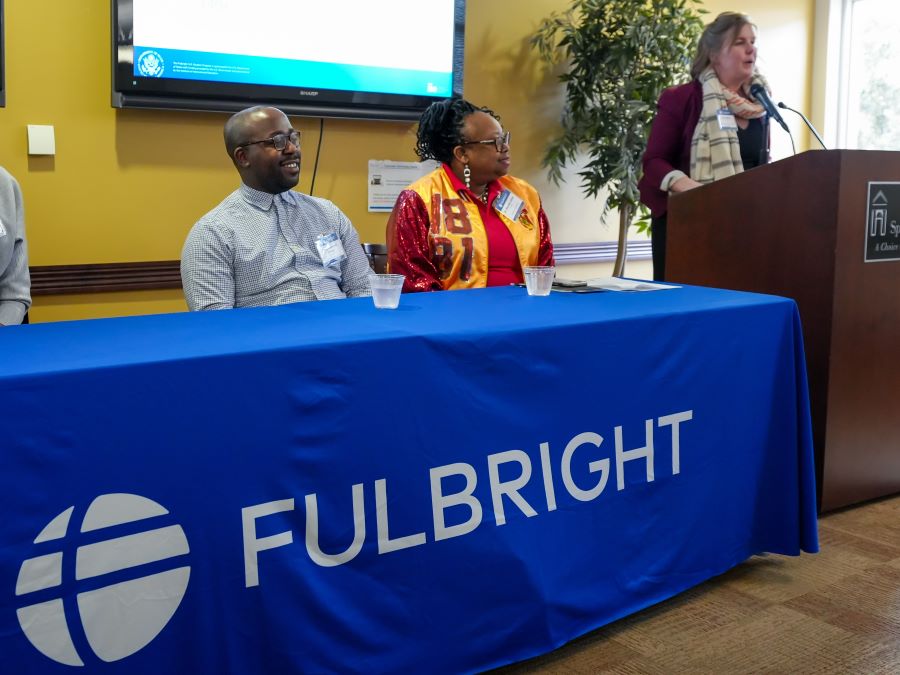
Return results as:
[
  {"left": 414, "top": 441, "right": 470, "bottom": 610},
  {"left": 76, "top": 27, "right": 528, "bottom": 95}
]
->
[{"left": 667, "top": 150, "right": 900, "bottom": 511}]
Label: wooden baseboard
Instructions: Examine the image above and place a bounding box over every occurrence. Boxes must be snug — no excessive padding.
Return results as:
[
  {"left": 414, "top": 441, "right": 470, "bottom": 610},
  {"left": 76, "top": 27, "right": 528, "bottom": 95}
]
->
[
  {"left": 28, "top": 243, "right": 653, "bottom": 295},
  {"left": 30, "top": 261, "right": 182, "bottom": 295}
]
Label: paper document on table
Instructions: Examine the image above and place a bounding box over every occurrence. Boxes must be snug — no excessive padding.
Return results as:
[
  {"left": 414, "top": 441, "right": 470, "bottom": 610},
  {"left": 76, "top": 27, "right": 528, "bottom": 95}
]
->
[{"left": 586, "top": 277, "right": 681, "bottom": 291}]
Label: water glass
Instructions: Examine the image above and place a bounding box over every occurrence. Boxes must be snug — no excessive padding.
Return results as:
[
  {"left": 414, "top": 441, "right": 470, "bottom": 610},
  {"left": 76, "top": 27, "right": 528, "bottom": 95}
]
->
[
  {"left": 369, "top": 274, "right": 405, "bottom": 309},
  {"left": 523, "top": 266, "right": 555, "bottom": 296}
]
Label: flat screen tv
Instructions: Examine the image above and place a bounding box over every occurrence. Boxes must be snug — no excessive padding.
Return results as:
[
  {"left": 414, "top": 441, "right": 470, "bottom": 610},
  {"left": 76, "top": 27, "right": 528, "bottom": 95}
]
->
[
  {"left": 112, "top": 0, "right": 465, "bottom": 120},
  {"left": 1, "top": 0, "right": 5, "bottom": 108}
]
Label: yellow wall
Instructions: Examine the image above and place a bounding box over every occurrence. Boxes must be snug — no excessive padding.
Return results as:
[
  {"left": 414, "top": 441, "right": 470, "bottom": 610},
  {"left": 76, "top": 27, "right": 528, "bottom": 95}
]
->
[{"left": 2, "top": 0, "right": 813, "bottom": 322}]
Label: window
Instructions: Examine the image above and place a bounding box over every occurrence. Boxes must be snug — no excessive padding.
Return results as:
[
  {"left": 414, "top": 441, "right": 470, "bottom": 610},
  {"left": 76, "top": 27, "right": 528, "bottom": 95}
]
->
[{"left": 838, "top": 0, "right": 900, "bottom": 149}]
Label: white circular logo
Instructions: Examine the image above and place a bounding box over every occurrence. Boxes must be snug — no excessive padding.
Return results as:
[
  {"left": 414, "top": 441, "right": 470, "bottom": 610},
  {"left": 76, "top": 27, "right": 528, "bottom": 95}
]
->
[
  {"left": 137, "top": 50, "right": 165, "bottom": 77},
  {"left": 15, "top": 493, "right": 190, "bottom": 666}
]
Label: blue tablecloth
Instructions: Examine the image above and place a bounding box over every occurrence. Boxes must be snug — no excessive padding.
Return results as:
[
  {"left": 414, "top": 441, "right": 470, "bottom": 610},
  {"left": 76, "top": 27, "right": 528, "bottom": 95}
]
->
[{"left": 0, "top": 285, "right": 817, "bottom": 674}]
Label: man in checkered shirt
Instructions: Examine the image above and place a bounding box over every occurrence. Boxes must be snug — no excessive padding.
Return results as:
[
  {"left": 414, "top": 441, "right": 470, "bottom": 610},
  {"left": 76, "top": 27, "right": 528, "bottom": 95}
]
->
[{"left": 181, "top": 106, "right": 372, "bottom": 311}]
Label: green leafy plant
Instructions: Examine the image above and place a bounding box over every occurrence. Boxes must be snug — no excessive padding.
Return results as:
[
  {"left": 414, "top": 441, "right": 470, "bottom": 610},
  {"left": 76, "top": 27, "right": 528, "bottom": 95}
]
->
[{"left": 531, "top": 0, "right": 704, "bottom": 276}]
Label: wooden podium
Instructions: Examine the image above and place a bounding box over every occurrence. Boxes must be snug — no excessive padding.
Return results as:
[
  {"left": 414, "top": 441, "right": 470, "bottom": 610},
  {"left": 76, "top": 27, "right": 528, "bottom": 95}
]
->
[{"left": 667, "top": 150, "right": 900, "bottom": 511}]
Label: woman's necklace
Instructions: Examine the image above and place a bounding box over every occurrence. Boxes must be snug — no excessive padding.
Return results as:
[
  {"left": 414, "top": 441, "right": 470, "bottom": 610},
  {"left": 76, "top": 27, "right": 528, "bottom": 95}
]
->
[{"left": 479, "top": 184, "right": 489, "bottom": 203}]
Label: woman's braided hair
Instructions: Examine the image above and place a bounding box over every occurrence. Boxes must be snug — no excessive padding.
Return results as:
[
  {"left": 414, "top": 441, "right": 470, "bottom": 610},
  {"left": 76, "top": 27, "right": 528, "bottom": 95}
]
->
[{"left": 415, "top": 97, "right": 499, "bottom": 163}]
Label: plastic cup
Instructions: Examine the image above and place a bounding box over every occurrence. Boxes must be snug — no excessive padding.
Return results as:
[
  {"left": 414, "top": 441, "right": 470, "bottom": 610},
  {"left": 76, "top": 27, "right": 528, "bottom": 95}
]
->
[
  {"left": 523, "top": 266, "right": 555, "bottom": 296},
  {"left": 369, "top": 273, "right": 405, "bottom": 309}
]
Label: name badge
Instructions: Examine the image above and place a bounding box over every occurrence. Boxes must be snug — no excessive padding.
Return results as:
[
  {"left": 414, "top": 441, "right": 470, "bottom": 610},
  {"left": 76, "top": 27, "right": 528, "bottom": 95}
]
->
[
  {"left": 717, "top": 109, "right": 738, "bottom": 131},
  {"left": 315, "top": 233, "right": 347, "bottom": 268},
  {"left": 494, "top": 190, "right": 525, "bottom": 222}
]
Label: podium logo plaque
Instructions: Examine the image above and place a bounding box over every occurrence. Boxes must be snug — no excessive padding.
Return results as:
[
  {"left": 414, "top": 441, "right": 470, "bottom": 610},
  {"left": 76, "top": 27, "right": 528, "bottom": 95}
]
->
[{"left": 865, "top": 182, "right": 900, "bottom": 262}]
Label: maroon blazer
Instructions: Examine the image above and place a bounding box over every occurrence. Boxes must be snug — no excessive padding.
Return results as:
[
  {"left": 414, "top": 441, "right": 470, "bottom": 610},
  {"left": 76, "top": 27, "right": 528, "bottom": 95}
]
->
[{"left": 638, "top": 80, "right": 702, "bottom": 218}]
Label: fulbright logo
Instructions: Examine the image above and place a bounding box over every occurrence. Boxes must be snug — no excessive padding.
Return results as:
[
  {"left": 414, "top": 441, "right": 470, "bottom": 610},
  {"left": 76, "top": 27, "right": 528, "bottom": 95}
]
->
[{"left": 15, "top": 493, "right": 190, "bottom": 666}]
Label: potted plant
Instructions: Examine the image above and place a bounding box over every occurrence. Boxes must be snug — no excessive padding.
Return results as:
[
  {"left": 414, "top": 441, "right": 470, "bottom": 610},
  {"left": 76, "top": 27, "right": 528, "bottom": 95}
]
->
[{"left": 531, "top": 0, "right": 704, "bottom": 276}]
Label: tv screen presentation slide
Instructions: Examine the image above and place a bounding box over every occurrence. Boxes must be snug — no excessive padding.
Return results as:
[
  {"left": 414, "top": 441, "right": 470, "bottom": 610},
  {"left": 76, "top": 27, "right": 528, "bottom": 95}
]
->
[{"left": 131, "top": 0, "right": 457, "bottom": 97}]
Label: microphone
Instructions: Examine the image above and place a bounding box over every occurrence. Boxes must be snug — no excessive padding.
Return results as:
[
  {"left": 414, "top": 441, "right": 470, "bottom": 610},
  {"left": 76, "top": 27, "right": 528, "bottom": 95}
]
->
[
  {"left": 777, "top": 102, "right": 828, "bottom": 150},
  {"left": 750, "top": 83, "right": 790, "bottom": 133}
]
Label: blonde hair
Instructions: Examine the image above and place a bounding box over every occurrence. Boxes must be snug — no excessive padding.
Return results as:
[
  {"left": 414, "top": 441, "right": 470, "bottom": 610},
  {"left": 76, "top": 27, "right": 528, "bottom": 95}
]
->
[{"left": 691, "top": 12, "right": 756, "bottom": 80}]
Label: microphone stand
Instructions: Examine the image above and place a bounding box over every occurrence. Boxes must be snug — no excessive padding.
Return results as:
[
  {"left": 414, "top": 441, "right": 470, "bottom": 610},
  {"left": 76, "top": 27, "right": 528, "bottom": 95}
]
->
[
  {"left": 777, "top": 102, "right": 828, "bottom": 149},
  {"left": 759, "top": 114, "right": 770, "bottom": 166}
]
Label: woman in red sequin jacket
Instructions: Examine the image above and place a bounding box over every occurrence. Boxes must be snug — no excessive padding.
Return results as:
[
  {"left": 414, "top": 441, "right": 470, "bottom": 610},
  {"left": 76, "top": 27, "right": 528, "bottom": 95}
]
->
[{"left": 386, "top": 98, "right": 554, "bottom": 292}]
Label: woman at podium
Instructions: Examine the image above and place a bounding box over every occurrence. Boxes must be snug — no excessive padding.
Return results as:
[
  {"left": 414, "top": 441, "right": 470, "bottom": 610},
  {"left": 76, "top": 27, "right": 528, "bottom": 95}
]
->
[
  {"left": 386, "top": 98, "right": 554, "bottom": 292},
  {"left": 639, "top": 12, "right": 772, "bottom": 281}
]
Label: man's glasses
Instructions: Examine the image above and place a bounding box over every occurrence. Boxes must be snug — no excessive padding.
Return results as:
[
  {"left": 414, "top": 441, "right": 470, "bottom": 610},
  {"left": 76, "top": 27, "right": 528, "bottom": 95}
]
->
[
  {"left": 239, "top": 130, "right": 301, "bottom": 152},
  {"left": 460, "top": 131, "right": 511, "bottom": 152}
]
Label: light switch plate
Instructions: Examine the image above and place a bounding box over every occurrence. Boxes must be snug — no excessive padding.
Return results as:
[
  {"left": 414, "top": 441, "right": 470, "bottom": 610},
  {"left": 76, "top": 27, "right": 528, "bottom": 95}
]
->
[{"left": 27, "top": 125, "right": 56, "bottom": 156}]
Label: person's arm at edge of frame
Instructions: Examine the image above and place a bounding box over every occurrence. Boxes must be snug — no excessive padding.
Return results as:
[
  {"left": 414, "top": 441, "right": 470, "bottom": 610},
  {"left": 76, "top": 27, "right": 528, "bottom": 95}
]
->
[
  {"left": 386, "top": 189, "right": 443, "bottom": 293},
  {"left": 335, "top": 209, "right": 373, "bottom": 298},
  {"left": 180, "top": 221, "right": 236, "bottom": 311},
  {"left": 0, "top": 174, "right": 31, "bottom": 326}
]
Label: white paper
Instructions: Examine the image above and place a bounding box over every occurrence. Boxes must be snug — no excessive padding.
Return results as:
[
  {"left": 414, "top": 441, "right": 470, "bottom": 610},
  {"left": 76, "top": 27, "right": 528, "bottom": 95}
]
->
[
  {"left": 368, "top": 160, "right": 439, "bottom": 212},
  {"left": 586, "top": 277, "right": 681, "bottom": 292}
]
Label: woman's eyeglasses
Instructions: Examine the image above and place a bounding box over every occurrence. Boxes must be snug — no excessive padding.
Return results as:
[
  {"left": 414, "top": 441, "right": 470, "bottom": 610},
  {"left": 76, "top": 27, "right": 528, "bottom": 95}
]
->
[{"left": 460, "top": 131, "right": 511, "bottom": 152}]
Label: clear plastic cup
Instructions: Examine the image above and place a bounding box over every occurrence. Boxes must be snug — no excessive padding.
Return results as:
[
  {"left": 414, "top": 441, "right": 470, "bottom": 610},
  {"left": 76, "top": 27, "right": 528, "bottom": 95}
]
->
[
  {"left": 523, "top": 266, "right": 555, "bottom": 296},
  {"left": 369, "top": 273, "right": 405, "bottom": 309}
]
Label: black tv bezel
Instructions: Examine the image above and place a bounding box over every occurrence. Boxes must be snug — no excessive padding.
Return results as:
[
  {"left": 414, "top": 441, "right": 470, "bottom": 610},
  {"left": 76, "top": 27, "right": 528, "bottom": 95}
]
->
[
  {"left": 1, "top": 0, "right": 5, "bottom": 108},
  {"left": 111, "top": 0, "right": 465, "bottom": 120}
]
